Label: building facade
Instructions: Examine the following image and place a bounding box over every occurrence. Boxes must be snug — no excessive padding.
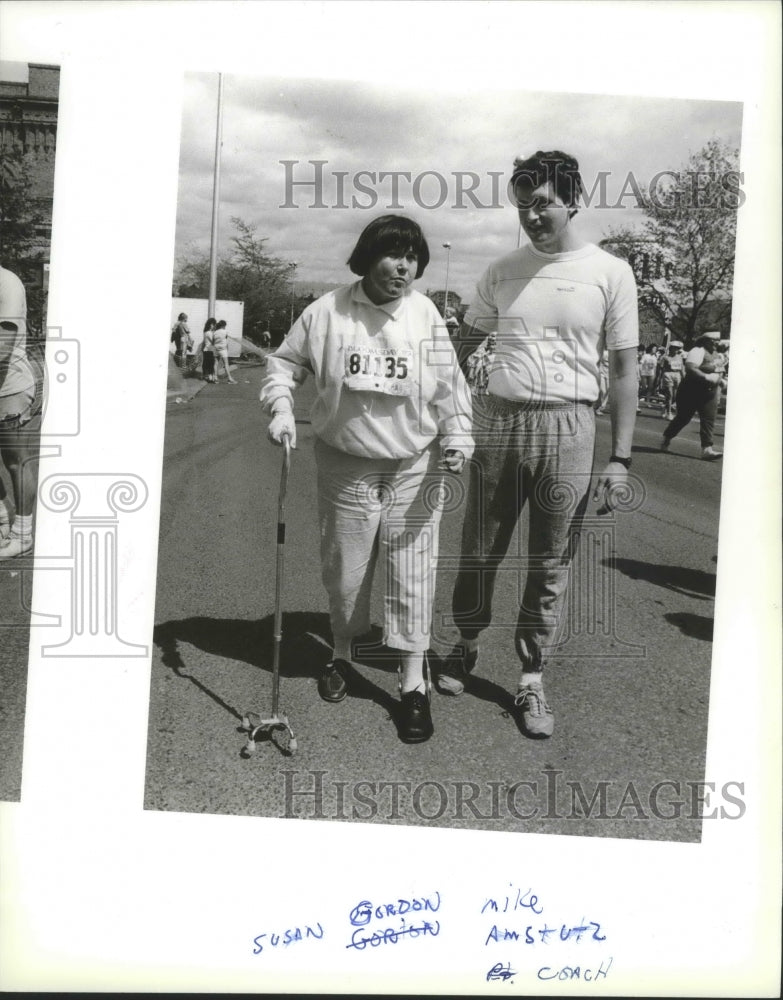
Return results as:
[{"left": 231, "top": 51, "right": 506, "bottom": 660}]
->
[{"left": 0, "top": 63, "right": 60, "bottom": 333}]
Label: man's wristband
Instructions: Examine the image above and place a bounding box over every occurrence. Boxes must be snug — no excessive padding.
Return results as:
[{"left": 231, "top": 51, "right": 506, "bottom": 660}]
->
[{"left": 609, "top": 454, "right": 631, "bottom": 469}]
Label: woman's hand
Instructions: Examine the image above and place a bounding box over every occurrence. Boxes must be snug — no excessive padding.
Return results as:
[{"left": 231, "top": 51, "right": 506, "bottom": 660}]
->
[
  {"left": 441, "top": 448, "right": 465, "bottom": 474},
  {"left": 268, "top": 412, "right": 297, "bottom": 447}
]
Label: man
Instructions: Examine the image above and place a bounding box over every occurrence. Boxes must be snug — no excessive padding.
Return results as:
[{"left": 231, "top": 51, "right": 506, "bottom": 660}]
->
[
  {"left": 0, "top": 264, "right": 40, "bottom": 558},
  {"left": 660, "top": 331, "right": 725, "bottom": 460},
  {"left": 438, "top": 150, "right": 639, "bottom": 738}
]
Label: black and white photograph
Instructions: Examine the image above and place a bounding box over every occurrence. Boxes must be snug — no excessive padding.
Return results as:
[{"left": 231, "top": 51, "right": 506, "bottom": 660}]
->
[
  {"left": 146, "top": 72, "right": 742, "bottom": 842},
  {"left": 0, "top": 59, "right": 61, "bottom": 801},
  {"left": 0, "top": 1, "right": 779, "bottom": 995}
]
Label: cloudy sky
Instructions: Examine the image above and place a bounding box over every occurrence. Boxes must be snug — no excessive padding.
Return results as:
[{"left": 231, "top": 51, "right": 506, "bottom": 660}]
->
[{"left": 174, "top": 72, "right": 742, "bottom": 305}]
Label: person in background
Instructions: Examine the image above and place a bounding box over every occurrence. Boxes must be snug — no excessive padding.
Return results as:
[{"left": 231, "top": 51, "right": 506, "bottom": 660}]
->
[
  {"left": 659, "top": 340, "right": 684, "bottom": 419},
  {"left": 260, "top": 214, "right": 473, "bottom": 744},
  {"left": 464, "top": 331, "right": 497, "bottom": 397},
  {"left": 661, "top": 331, "right": 725, "bottom": 460},
  {"left": 171, "top": 312, "right": 190, "bottom": 368},
  {"left": 201, "top": 317, "right": 217, "bottom": 383},
  {"left": 635, "top": 345, "right": 645, "bottom": 412},
  {"left": 638, "top": 344, "right": 658, "bottom": 406},
  {"left": 0, "top": 264, "right": 41, "bottom": 558},
  {"left": 712, "top": 340, "right": 730, "bottom": 379},
  {"left": 213, "top": 319, "right": 237, "bottom": 384},
  {"left": 444, "top": 305, "right": 460, "bottom": 340}
]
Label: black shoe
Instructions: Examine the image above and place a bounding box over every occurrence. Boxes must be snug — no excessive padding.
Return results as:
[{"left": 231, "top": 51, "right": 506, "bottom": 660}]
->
[
  {"left": 398, "top": 689, "right": 434, "bottom": 743},
  {"left": 318, "top": 659, "right": 349, "bottom": 702}
]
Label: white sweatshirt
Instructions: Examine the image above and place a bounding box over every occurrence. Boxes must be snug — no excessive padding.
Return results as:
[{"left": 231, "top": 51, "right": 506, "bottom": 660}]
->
[{"left": 260, "top": 281, "right": 474, "bottom": 462}]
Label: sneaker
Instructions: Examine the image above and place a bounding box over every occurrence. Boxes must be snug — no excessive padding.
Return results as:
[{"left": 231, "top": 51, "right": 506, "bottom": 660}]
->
[
  {"left": 660, "top": 437, "right": 670, "bottom": 452},
  {"left": 514, "top": 682, "right": 554, "bottom": 738},
  {"left": 0, "top": 531, "right": 33, "bottom": 559},
  {"left": 435, "top": 642, "right": 479, "bottom": 696},
  {"left": 398, "top": 689, "right": 434, "bottom": 743},
  {"left": 317, "top": 659, "right": 349, "bottom": 702},
  {"left": 701, "top": 447, "right": 722, "bottom": 461}
]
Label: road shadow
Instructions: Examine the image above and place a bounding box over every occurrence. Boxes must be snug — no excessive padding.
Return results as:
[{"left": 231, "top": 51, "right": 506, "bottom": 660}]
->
[
  {"left": 609, "top": 558, "right": 716, "bottom": 600},
  {"left": 663, "top": 612, "right": 714, "bottom": 642},
  {"left": 427, "top": 650, "right": 535, "bottom": 740},
  {"left": 154, "top": 612, "right": 332, "bottom": 677},
  {"left": 153, "top": 615, "right": 408, "bottom": 726},
  {"left": 630, "top": 444, "right": 670, "bottom": 455}
]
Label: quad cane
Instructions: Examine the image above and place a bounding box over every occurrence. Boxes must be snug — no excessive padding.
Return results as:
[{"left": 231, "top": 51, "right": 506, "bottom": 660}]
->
[{"left": 241, "top": 432, "right": 298, "bottom": 755}]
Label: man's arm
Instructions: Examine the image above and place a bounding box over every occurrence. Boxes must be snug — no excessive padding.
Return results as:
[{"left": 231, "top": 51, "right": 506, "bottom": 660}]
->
[
  {"left": 0, "top": 323, "right": 16, "bottom": 386},
  {"left": 592, "top": 345, "right": 637, "bottom": 514},
  {"left": 607, "top": 345, "right": 637, "bottom": 458},
  {"left": 454, "top": 320, "right": 492, "bottom": 373},
  {"left": 684, "top": 360, "right": 721, "bottom": 385},
  {"left": 0, "top": 269, "right": 28, "bottom": 390}
]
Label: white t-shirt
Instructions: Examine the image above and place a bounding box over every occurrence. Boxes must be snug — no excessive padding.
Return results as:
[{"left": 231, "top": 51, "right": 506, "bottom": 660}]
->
[
  {"left": 639, "top": 353, "right": 657, "bottom": 377},
  {"left": 0, "top": 266, "right": 33, "bottom": 398},
  {"left": 260, "top": 281, "right": 474, "bottom": 461},
  {"left": 463, "top": 243, "right": 639, "bottom": 403},
  {"left": 685, "top": 346, "right": 720, "bottom": 376}
]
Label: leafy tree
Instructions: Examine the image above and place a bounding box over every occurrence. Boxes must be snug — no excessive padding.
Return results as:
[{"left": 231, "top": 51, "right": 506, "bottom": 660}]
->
[
  {"left": 174, "top": 217, "right": 297, "bottom": 342},
  {"left": 601, "top": 138, "right": 740, "bottom": 344},
  {"left": 0, "top": 145, "right": 49, "bottom": 339}
]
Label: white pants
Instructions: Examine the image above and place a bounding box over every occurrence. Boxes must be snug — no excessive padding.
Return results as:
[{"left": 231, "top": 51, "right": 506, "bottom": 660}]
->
[{"left": 314, "top": 437, "right": 445, "bottom": 653}]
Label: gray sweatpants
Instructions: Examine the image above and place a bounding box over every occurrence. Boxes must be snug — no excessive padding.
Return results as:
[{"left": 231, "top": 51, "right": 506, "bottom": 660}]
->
[{"left": 452, "top": 395, "right": 596, "bottom": 670}]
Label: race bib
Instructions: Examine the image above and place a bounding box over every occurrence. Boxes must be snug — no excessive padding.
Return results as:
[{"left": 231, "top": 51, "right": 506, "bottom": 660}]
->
[{"left": 343, "top": 346, "right": 414, "bottom": 397}]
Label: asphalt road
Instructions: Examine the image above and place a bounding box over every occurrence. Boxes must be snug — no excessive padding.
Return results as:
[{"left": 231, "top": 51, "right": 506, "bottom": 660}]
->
[{"left": 144, "top": 363, "right": 725, "bottom": 842}]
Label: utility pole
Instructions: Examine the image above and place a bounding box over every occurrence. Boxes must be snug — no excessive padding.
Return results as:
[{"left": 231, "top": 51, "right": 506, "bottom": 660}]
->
[{"left": 208, "top": 72, "right": 224, "bottom": 319}]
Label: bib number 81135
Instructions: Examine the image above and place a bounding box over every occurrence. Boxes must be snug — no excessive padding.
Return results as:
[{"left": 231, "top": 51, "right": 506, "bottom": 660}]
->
[{"left": 348, "top": 352, "right": 408, "bottom": 380}]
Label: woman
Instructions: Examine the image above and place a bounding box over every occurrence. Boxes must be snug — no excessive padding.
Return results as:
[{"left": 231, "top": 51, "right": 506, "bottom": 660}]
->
[
  {"left": 171, "top": 312, "right": 191, "bottom": 368},
  {"left": 213, "top": 320, "right": 236, "bottom": 383},
  {"left": 661, "top": 331, "right": 725, "bottom": 459},
  {"left": 201, "top": 317, "right": 217, "bottom": 383},
  {"left": 260, "top": 215, "right": 473, "bottom": 743},
  {"left": 0, "top": 264, "right": 40, "bottom": 559},
  {"left": 658, "top": 340, "right": 684, "bottom": 420}
]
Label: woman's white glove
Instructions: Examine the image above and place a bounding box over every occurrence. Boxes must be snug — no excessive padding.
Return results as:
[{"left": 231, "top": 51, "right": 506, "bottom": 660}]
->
[
  {"left": 441, "top": 448, "right": 466, "bottom": 474},
  {"left": 268, "top": 411, "right": 297, "bottom": 447}
]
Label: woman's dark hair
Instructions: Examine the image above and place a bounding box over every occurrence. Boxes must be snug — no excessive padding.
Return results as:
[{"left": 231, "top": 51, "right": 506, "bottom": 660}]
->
[
  {"left": 347, "top": 214, "right": 430, "bottom": 278},
  {"left": 177, "top": 312, "right": 188, "bottom": 321},
  {"left": 203, "top": 317, "right": 216, "bottom": 333},
  {"left": 215, "top": 319, "right": 227, "bottom": 329},
  {"left": 509, "top": 150, "right": 583, "bottom": 208}
]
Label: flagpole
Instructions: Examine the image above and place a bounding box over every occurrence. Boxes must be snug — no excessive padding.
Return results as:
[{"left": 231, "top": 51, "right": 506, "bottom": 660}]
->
[{"left": 208, "top": 72, "right": 224, "bottom": 319}]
